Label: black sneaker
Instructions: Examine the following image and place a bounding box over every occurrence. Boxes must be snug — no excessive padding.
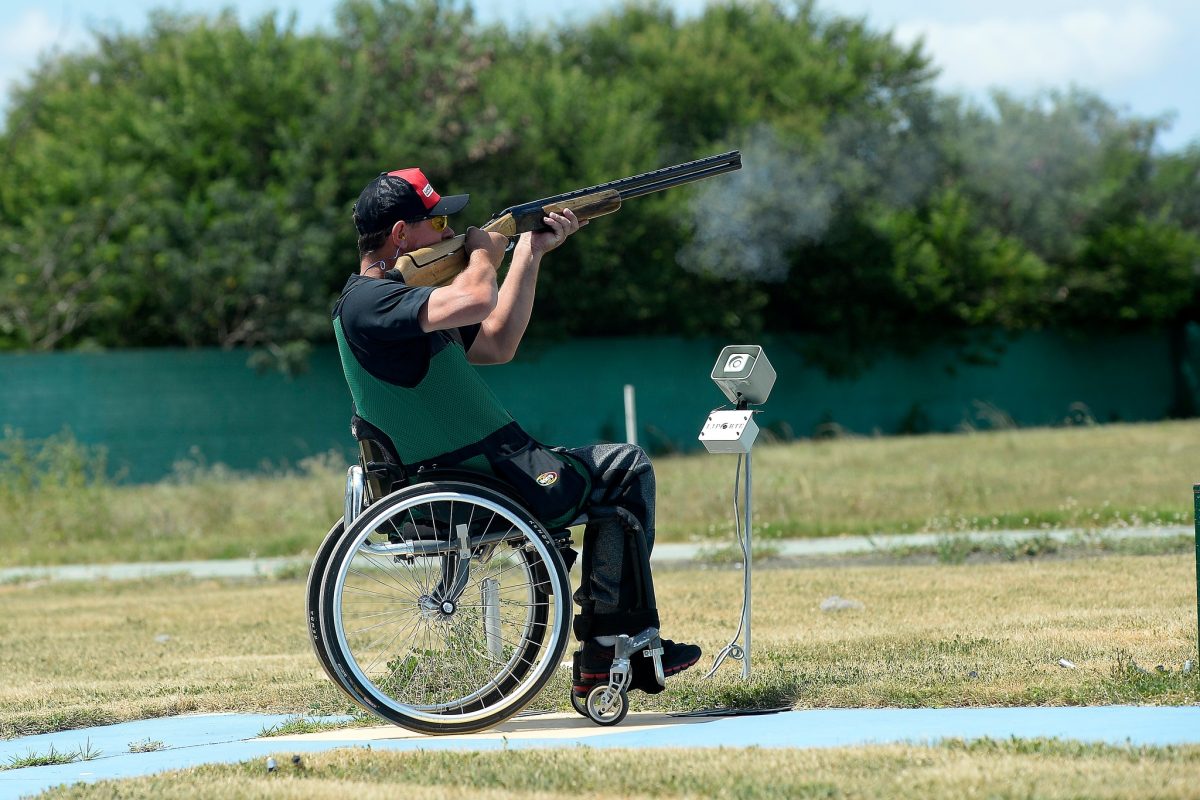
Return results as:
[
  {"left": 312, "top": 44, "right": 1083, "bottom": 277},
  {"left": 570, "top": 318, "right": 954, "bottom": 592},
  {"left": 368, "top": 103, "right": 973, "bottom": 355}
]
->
[{"left": 572, "top": 638, "right": 702, "bottom": 698}]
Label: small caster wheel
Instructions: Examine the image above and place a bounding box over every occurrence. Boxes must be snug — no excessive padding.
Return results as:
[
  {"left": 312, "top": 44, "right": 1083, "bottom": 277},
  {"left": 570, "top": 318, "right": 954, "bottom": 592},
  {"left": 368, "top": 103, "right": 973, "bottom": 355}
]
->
[
  {"left": 570, "top": 693, "right": 588, "bottom": 717},
  {"left": 585, "top": 684, "right": 629, "bottom": 726}
]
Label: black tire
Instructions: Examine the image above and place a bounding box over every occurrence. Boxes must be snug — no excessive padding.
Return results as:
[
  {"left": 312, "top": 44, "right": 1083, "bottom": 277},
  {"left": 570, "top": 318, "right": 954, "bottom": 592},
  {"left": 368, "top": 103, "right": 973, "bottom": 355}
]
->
[
  {"left": 305, "top": 517, "right": 372, "bottom": 713},
  {"left": 318, "top": 481, "right": 572, "bottom": 734}
]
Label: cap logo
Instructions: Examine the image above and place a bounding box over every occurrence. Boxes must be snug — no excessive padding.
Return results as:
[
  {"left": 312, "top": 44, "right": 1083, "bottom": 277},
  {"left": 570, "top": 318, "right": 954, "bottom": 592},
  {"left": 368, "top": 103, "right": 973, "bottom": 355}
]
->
[
  {"left": 535, "top": 471, "right": 559, "bottom": 487},
  {"left": 422, "top": 184, "right": 434, "bottom": 198}
]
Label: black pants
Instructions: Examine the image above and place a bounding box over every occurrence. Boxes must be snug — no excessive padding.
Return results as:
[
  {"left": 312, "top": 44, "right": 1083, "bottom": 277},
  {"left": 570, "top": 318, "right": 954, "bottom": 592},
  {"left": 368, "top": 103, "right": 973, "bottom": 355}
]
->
[{"left": 562, "top": 443, "right": 660, "bottom": 641}]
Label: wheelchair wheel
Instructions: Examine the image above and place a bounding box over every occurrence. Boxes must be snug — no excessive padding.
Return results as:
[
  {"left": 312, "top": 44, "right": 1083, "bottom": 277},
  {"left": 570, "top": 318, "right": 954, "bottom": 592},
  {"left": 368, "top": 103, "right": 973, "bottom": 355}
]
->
[
  {"left": 318, "top": 481, "right": 572, "bottom": 734},
  {"left": 305, "top": 517, "right": 372, "bottom": 713}
]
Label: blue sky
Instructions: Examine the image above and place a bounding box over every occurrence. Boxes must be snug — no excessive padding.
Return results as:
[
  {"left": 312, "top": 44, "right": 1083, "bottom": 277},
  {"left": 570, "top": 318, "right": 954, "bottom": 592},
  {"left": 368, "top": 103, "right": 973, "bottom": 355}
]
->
[{"left": 1, "top": 0, "right": 1198, "bottom": 150}]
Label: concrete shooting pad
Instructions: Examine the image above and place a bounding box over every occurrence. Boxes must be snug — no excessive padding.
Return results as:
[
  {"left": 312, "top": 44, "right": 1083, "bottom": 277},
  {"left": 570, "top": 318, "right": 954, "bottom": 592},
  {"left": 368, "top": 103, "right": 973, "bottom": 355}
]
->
[{"left": 4, "top": 706, "right": 1200, "bottom": 798}]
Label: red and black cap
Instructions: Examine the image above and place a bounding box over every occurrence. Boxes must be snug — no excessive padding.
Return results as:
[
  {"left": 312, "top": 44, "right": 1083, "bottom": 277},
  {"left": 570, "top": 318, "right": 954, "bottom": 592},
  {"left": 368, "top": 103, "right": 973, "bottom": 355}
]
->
[{"left": 352, "top": 168, "right": 469, "bottom": 234}]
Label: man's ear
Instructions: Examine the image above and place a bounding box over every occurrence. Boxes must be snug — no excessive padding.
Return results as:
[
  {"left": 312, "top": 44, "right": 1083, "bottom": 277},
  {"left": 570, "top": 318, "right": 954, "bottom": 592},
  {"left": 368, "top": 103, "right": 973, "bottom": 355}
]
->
[{"left": 389, "top": 220, "right": 409, "bottom": 247}]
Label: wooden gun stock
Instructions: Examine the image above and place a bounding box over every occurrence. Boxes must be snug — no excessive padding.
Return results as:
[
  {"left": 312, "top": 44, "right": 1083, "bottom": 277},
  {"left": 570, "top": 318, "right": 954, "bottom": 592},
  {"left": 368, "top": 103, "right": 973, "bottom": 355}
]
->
[
  {"left": 393, "top": 189, "right": 622, "bottom": 287},
  {"left": 392, "top": 234, "right": 470, "bottom": 288}
]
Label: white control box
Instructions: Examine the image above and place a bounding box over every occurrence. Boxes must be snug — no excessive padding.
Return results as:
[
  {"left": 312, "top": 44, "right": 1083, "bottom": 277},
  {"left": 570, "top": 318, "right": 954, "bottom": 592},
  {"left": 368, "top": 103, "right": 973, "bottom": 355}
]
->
[{"left": 698, "top": 410, "right": 759, "bottom": 454}]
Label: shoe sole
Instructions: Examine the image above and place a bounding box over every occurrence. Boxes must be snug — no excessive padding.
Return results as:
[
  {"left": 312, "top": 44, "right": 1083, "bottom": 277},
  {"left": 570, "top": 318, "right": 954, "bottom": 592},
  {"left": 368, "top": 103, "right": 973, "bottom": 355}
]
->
[{"left": 573, "top": 652, "right": 701, "bottom": 696}]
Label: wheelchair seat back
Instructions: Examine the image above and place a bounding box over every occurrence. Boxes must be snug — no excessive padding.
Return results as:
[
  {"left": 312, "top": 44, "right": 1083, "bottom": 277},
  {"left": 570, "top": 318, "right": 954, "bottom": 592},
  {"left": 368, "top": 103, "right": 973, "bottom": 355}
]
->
[{"left": 350, "top": 415, "right": 408, "bottom": 503}]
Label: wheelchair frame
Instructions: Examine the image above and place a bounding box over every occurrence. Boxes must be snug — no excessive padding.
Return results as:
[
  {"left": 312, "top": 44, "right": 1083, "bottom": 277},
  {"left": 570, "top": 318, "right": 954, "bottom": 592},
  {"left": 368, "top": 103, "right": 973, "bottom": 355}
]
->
[{"left": 306, "top": 428, "right": 665, "bottom": 733}]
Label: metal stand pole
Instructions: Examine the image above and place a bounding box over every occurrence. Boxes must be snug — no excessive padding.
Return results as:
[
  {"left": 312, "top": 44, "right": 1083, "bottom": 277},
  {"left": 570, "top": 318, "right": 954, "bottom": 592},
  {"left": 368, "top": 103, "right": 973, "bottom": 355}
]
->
[
  {"left": 703, "top": 450, "right": 754, "bottom": 681},
  {"left": 742, "top": 450, "right": 752, "bottom": 679},
  {"left": 1194, "top": 484, "right": 1199, "bottom": 656}
]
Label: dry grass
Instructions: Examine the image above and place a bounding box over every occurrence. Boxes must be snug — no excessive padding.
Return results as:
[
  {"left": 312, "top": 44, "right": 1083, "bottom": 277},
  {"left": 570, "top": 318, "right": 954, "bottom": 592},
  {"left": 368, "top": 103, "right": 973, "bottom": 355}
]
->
[
  {"left": 0, "top": 460, "right": 342, "bottom": 567},
  {"left": 2, "top": 554, "right": 1196, "bottom": 739},
  {"left": 4, "top": 420, "right": 1198, "bottom": 567},
  {"left": 655, "top": 419, "right": 1199, "bottom": 540},
  {"left": 0, "top": 577, "right": 349, "bottom": 738},
  {"left": 31, "top": 740, "right": 1200, "bottom": 799}
]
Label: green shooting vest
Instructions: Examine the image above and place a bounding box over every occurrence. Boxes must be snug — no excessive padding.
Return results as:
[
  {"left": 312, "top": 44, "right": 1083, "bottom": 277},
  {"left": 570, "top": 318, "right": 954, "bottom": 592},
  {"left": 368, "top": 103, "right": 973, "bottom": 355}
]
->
[
  {"left": 332, "top": 316, "right": 510, "bottom": 475},
  {"left": 332, "top": 300, "right": 591, "bottom": 529}
]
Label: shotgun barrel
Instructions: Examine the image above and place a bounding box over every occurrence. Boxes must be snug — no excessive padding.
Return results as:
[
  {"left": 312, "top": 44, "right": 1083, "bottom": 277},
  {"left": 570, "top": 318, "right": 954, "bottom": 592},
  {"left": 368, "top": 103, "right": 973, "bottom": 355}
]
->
[{"left": 489, "top": 150, "right": 742, "bottom": 231}]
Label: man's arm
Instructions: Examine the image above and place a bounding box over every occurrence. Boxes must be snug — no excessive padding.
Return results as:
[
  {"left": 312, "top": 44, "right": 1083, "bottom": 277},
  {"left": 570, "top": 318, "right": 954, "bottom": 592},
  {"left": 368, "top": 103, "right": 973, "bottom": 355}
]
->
[
  {"left": 419, "top": 228, "right": 508, "bottom": 332},
  {"left": 467, "top": 209, "right": 585, "bottom": 365}
]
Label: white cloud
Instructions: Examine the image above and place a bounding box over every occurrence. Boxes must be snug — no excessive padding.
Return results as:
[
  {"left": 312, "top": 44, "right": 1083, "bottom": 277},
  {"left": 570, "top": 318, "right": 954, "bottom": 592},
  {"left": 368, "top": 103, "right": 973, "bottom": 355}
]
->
[
  {"left": 0, "top": 7, "right": 90, "bottom": 113},
  {"left": 894, "top": 6, "right": 1176, "bottom": 91},
  {"left": 1, "top": 9, "right": 62, "bottom": 61}
]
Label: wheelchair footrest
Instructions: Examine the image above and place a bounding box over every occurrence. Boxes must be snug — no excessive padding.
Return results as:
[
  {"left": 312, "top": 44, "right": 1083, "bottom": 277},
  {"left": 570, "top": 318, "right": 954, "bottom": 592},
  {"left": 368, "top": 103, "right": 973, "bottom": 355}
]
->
[{"left": 607, "top": 628, "right": 666, "bottom": 692}]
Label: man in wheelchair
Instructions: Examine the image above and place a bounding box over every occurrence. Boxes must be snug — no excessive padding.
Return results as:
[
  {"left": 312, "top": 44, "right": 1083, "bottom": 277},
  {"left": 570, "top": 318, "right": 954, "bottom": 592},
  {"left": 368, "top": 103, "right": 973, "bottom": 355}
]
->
[{"left": 332, "top": 168, "right": 701, "bottom": 700}]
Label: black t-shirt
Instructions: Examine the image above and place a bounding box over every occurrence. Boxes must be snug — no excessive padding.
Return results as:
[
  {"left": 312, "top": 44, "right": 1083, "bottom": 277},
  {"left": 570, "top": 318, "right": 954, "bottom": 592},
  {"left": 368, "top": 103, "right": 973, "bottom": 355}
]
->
[{"left": 333, "top": 274, "right": 481, "bottom": 387}]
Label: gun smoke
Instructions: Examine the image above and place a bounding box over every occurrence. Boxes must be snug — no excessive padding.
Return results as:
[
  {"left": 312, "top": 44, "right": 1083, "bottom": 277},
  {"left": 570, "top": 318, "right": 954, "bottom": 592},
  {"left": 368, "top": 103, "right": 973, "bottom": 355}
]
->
[
  {"left": 678, "top": 120, "right": 937, "bottom": 282},
  {"left": 677, "top": 127, "right": 835, "bottom": 283},
  {"left": 679, "top": 91, "right": 1145, "bottom": 285}
]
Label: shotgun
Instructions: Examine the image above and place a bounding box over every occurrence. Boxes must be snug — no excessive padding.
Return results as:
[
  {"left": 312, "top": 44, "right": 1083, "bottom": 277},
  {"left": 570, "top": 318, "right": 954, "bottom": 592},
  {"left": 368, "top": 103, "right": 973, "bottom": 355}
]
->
[{"left": 385, "top": 150, "right": 742, "bottom": 287}]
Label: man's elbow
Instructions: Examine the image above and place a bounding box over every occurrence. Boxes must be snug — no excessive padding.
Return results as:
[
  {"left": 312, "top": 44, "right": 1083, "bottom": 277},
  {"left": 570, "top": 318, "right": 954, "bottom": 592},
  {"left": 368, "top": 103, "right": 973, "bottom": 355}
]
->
[
  {"left": 482, "top": 335, "right": 518, "bottom": 364},
  {"left": 470, "top": 337, "right": 517, "bottom": 365}
]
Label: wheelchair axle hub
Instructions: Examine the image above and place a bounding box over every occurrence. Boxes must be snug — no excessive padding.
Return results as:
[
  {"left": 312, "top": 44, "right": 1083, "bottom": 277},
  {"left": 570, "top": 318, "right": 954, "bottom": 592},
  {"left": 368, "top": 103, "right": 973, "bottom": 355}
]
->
[{"left": 417, "top": 594, "right": 457, "bottom": 618}]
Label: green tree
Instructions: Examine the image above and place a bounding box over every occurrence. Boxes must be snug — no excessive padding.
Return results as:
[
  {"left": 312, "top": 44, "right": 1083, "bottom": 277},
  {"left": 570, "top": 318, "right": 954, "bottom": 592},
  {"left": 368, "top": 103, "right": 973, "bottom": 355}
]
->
[
  {"left": 881, "top": 188, "right": 1050, "bottom": 326},
  {"left": 933, "top": 89, "right": 1200, "bottom": 332},
  {"left": 1061, "top": 216, "right": 1200, "bottom": 326},
  {"left": 0, "top": 11, "right": 338, "bottom": 361},
  {"left": 486, "top": 0, "right": 939, "bottom": 343}
]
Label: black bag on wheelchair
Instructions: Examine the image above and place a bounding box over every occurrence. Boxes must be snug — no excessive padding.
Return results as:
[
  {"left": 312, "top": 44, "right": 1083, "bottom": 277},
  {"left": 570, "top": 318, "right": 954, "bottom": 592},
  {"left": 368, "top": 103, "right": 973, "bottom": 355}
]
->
[{"left": 488, "top": 439, "right": 591, "bottom": 530}]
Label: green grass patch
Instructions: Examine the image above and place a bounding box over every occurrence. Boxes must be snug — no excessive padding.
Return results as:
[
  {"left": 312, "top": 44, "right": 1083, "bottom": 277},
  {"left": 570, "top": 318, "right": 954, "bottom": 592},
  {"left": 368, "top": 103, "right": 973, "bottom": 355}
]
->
[
  {"left": 28, "top": 739, "right": 1200, "bottom": 799},
  {"left": 883, "top": 531, "right": 1193, "bottom": 565},
  {"left": 693, "top": 540, "right": 782, "bottom": 564},
  {"left": 268, "top": 560, "right": 313, "bottom": 581},
  {"left": 1096, "top": 648, "right": 1200, "bottom": 703},
  {"left": 1091, "top": 532, "right": 1196, "bottom": 556},
  {"left": 257, "top": 715, "right": 369, "bottom": 738},
  {"left": 662, "top": 421, "right": 1197, "bottom": 542},
  {"left": 4, "top": 739, "right": 100, "bottom": 770}
]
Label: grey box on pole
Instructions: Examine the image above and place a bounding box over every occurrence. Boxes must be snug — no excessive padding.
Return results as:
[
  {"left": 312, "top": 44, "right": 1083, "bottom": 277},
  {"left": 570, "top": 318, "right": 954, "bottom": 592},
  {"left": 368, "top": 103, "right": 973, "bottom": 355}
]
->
[{"left": 710, "top": 345, "right": 777, "bottom": 405}]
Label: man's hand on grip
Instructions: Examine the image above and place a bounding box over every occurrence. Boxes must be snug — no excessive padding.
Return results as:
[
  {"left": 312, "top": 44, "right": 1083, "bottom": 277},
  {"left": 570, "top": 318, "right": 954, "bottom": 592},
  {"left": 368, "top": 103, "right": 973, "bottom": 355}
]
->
[{"left": 464, "top": 227, "right": 509, "bottom": 266}]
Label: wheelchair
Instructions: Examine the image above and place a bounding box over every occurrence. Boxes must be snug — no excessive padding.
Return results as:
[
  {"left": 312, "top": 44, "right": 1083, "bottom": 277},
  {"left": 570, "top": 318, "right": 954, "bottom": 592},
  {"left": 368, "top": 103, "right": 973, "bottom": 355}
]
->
[{"left": 306, "top": 418, "right": 665, "bottom": 734}]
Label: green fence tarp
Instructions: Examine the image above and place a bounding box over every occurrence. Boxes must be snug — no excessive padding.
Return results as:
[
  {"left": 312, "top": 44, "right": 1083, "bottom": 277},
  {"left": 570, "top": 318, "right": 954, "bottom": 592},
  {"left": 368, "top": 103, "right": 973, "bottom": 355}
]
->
[{"left": 0, "top": 331, "right": 1178, "bottom": 483}]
